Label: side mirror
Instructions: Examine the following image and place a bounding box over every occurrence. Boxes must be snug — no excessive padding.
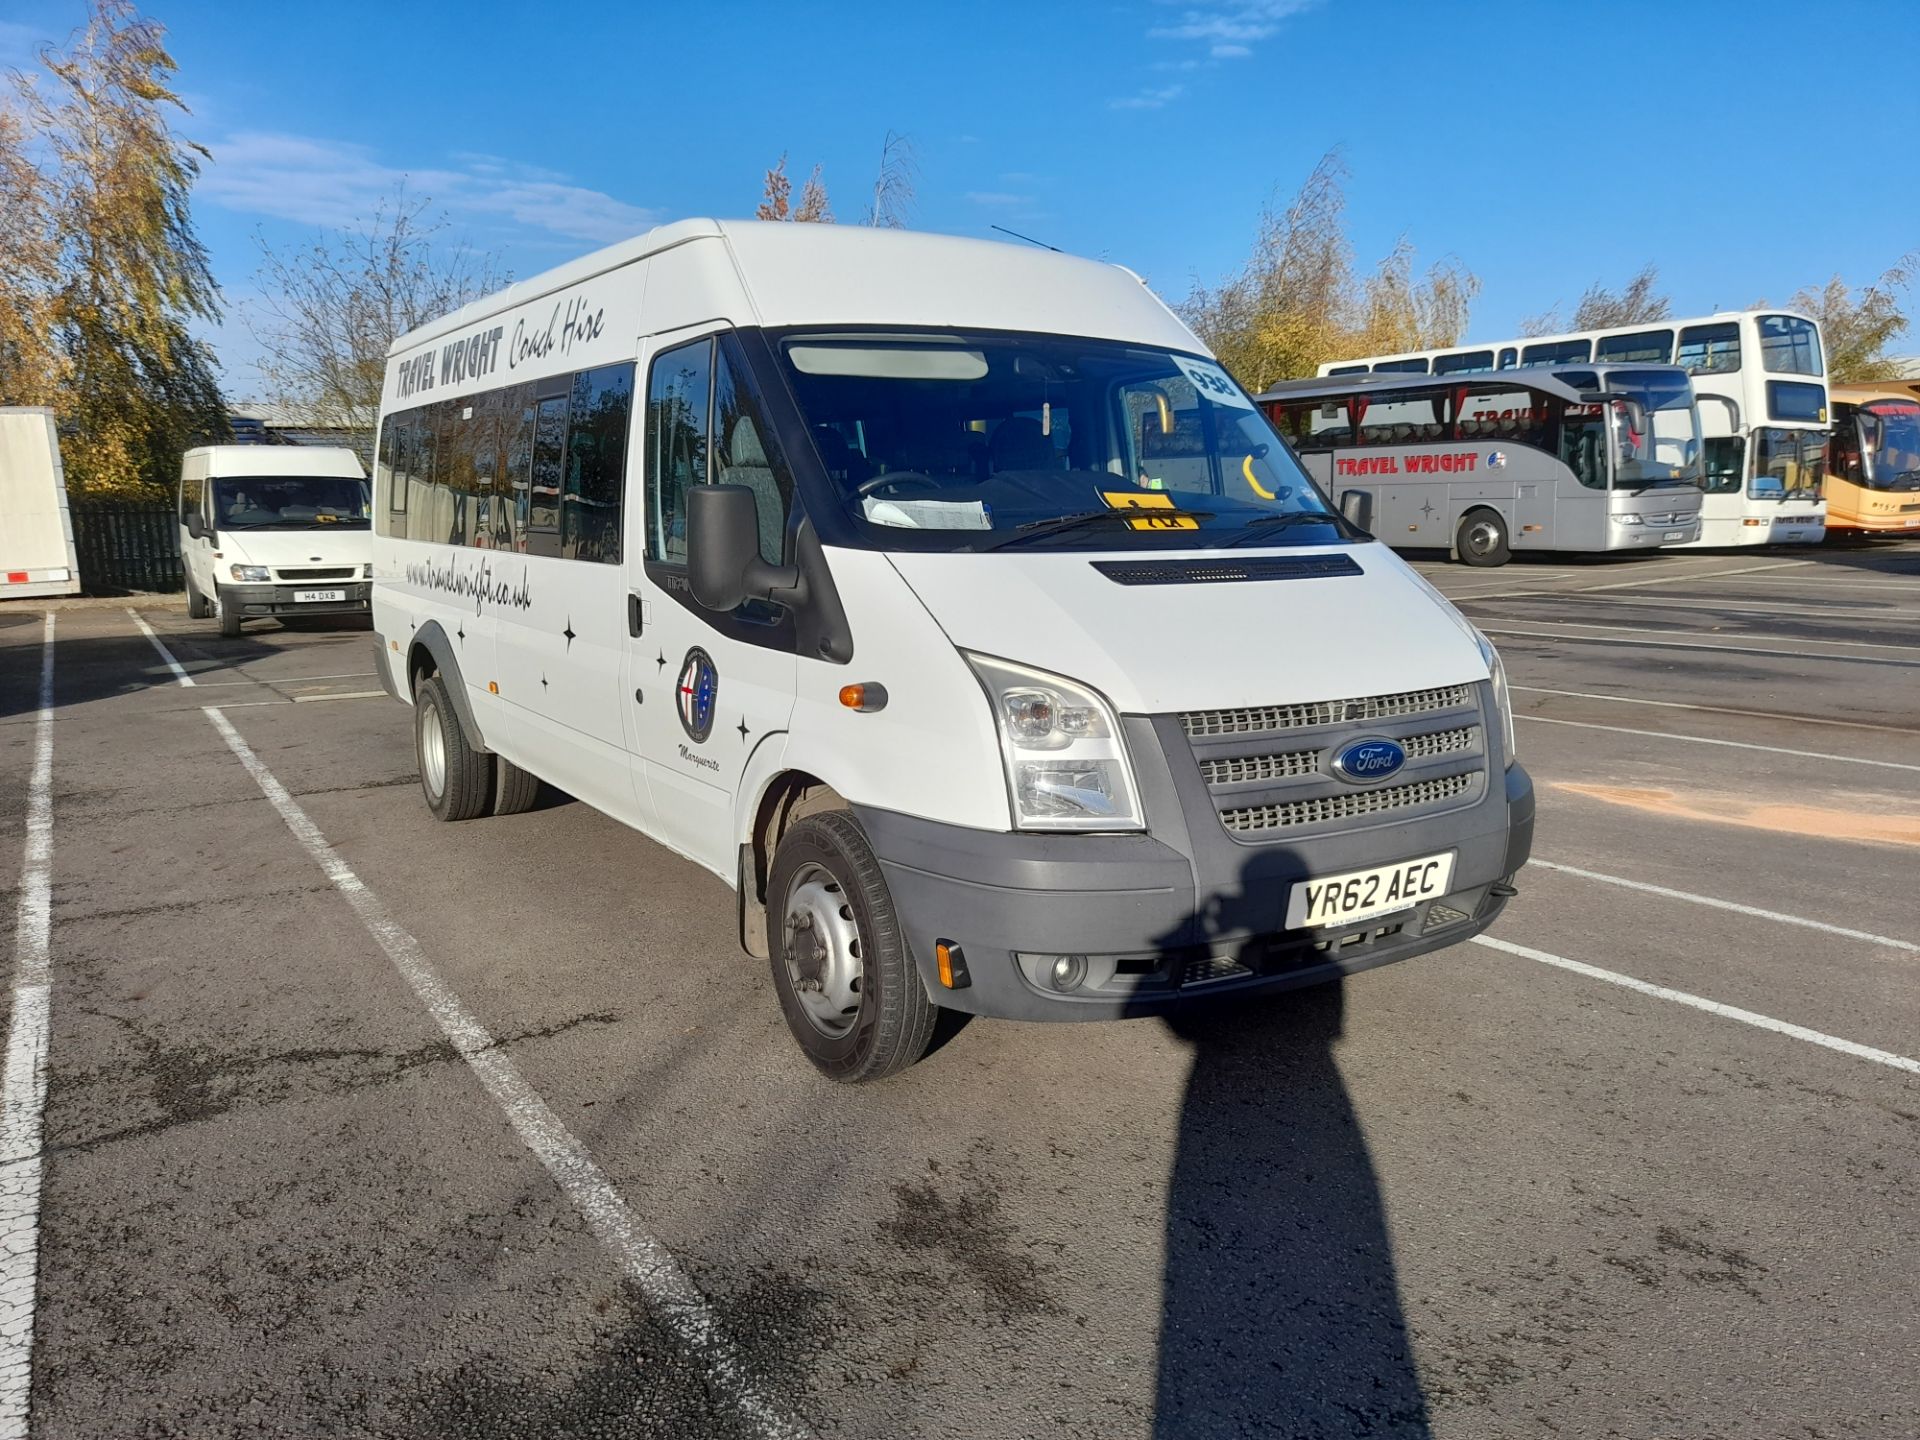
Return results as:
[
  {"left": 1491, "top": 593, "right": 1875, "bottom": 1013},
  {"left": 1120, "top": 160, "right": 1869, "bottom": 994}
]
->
[
  {"left": 186, "top": 513, "right": 211, "bottom": 540},
  {"left": 687, "top": 484, "right": 804, "bottom": 613},
  {"left": 1339, "top": 489, "right": 1374, "bottom": 532}
]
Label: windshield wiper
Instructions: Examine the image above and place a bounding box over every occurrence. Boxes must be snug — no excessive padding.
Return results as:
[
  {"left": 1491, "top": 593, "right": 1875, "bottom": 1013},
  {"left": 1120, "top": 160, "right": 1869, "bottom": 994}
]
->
[
  {"left": 1225, "top": 512, "right": 1345, "bottom": 546},
  {"left": 979, "top": 507, "right": 1214, "bottom": 551}
]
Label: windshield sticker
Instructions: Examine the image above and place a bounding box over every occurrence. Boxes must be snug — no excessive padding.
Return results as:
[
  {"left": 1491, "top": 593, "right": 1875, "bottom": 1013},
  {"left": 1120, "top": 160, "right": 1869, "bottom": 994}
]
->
[
  {"left": 1176, "top": 358, "right": 1252, "bottom": 410},
  {"left": 1101, "top": 490, "right": 1200, "bottom": 531}
]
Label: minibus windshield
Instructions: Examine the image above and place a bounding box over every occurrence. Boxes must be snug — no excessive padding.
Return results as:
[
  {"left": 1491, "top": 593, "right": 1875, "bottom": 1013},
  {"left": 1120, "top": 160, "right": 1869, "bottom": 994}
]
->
[
  {"left": 776, "top": 332, "right": 1352, "bottom": 551},
  {"left": 210, "top": 476, "right": 370, "bottom": 529}
]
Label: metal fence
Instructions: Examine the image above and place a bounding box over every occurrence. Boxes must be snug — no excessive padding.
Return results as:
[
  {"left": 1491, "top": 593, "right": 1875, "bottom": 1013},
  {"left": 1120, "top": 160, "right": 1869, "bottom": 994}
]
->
[{"left": 69, "top": 501, "right": 183, "bottom": 593}]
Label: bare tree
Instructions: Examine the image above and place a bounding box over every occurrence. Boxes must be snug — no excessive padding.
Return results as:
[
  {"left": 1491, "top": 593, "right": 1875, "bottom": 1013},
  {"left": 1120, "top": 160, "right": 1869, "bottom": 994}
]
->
[
  {"left": 1783, "top": 255, "right": 1916, "bottom": 382},
  {"left": 248, "top": 186, "right": 507, "bottom": 454},
  {"left": 1571, "top": 263, "right": 1670, "bottom": 330},
  {"left": 865, "top": 130, "right": 917, "bottom": 229}
]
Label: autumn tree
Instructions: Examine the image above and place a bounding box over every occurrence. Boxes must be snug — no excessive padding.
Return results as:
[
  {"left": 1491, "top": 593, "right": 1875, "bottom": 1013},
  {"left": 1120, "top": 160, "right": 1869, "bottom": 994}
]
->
[
  {"left": 1182, "top": 151, "right": 1479, "bottom": 391},
  {"left": 4, "top": 0, "right": 227, "bottom": 496},
  {"left": 753, "top": 133, "right": 914, "bottom": 227},
  {"left": 1784, "top": 255, "right": 1915, "bottom": 382},
  {"left": 1520, "top": 263, "right": 1669, "bottom": 337},
  {"left": 756, "top": 153, "right": 832, "bottom": 223},
  {"left": 249, "top": 186, "right": 508, "bottom": 454}
]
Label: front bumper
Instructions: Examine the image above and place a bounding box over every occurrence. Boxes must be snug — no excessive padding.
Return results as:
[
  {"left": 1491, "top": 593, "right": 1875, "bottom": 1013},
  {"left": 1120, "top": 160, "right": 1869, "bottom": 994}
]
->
[
  {"left": 858, "top": 761, "right": 1534, "bottom": 1022},
  {"left": 1613, "top": 522, "right": 1699, "bottom": 548},
  {"left": 222, "top": 580, "right": 371, "bottom": 619}
]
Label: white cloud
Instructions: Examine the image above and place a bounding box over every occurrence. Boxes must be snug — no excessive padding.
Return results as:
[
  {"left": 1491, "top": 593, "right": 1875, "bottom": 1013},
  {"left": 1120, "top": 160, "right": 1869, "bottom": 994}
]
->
[
  {"left": 1110, "top": 84, "right": 1184, "bottom": 111},
  {"left": 1211, "top": 42, "right": 1253, "bottom": 57},
  {"left": 199, "top": 131, "right": 656, "bottom": 246},
  {"left": 1149, "top": 1, "right": 1314, "bottom": 44},
  {"left": 965, "top": 190, "right": 1030, "bottom": 206}
]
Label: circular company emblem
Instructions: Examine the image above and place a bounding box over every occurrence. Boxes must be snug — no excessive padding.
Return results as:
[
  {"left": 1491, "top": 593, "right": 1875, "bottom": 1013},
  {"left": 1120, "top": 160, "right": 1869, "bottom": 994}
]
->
[
  {"left": 1486, "top": 450, "right": 1508, "bottom": 469},
  {"left": 1332, "top": 737, "right": 1408, "bottom": 784},
  {"left": 675, "top": 647, "right": 719, "bottom": 744}
]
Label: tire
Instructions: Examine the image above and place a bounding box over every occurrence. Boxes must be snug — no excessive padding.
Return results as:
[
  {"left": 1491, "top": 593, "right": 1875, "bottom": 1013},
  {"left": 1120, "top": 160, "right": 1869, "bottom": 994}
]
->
[
  {"left": 216, "top": 589, "right": 243, "bottom": 637},
  {"left": 185, "top": 576, "right": 211, "bottom": 619},
  {"left": 767, "top": 811, "right": 938, "bottom": 1083},
  {"left": 493, "top": 756, "right": 541, "bottom": 816},
  {"left": 413, "top": 672, "right": 494, "bottom": 821},
  {"left": 1456, "top": 507, "right": 1511, "bottom": 567}
]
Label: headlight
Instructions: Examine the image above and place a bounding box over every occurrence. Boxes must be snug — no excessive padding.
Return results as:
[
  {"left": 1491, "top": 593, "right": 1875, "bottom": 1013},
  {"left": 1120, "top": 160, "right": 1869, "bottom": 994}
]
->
[
  {"left": 1610, "top": 513, "right": 1643, "bottom": 525},
  {"left": 1473, "top": 628, "right": 1517, "bottom": 767},
  {"left": 363, "top": 563, "right": 374, "bottom": 579},
  {"left": 229, "top": 564, "right": 270, "bottom": 582},
  {"left": 966, "top": 654, "right": 1142, "bottom": 831}
]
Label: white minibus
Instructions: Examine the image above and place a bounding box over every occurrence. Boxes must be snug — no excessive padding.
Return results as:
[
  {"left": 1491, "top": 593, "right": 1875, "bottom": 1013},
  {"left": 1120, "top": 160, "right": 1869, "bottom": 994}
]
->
[
  {"left": 1261, "top": 365, "right": 1706, "bottom": 564},
  {"left": 178, "top": 446, "right": 373, "bottom": 636},
  {"left": 0, "top": 407, "right": 82, "bottom": 599},
  {"left": 369, "top": 220, "right": 1534, "bottom": 1082}
]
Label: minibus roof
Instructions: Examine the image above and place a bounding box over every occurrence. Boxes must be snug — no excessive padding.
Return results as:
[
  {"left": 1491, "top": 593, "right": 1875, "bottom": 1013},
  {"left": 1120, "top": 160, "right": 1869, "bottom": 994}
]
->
[
  {"left": 1258, "top": 362, "right": 1691, "bottom": 407},
  {"left": 185, "top": 445, "right": 366, "bottom": 478},
  {"left": 387, "top": 218, "right": 1201, "bottom": 358}
]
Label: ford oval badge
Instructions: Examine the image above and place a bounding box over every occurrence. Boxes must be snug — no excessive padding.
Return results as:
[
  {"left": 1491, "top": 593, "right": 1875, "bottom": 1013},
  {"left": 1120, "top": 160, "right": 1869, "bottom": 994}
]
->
[{"left": 1332, "top": 738, "right": 1407, "bottom": 784}]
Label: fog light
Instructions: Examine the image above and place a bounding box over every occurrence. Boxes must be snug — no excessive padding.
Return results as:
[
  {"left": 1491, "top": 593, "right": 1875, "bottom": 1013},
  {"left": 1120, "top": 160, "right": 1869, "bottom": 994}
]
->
[{"left": 1047, "top": 954, "right": 1088, "bottom": 992}]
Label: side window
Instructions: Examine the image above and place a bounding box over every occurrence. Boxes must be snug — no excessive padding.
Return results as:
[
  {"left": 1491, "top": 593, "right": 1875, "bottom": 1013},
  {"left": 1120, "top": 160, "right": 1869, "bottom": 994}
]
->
[
  {"left": 1520, "top": 339, "right": 1590, "bottom": 366},
  {"left": 1458, "top": 388, "right": 1549, "bottom": 448},
  {"left": 1356, "top": 388, "right": 1448, "bottom": 445},
  {"left": 374, "top": 422, "right": 397, "bottom": 536},
  {"left": 527, "top": 389, "right": 568, "bottom": 558},
  {"left": 712, "top": 341, "right": 792, "bottom": 564},
  {"left": 1308, "top": 399, "right": 1352, "bottom": 444},
  {"left": 501, "top": 384, "right": 534, "bottom": 552},
  {"left": 561, "top": 362, "right": 633, "bottom": 564},
  {"left": 1676, "top": 322, "right": 1739, "bottom": 374},
  {"left": 645, "top": 337, "right": 713, "bottom": 565},
  {"left": 444, "top": 403, "right": 478, "bottom": 547}
]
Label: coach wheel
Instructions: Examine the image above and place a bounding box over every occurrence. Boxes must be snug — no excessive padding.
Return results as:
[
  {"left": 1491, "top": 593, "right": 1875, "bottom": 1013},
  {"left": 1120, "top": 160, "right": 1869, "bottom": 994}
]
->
[{"left": 1457, "top": 508, "right": 1511, "bottom": 567}]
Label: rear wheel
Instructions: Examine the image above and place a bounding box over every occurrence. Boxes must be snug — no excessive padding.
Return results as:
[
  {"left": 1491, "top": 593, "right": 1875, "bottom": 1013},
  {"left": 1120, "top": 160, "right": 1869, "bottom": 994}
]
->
[
  {"left": 413, "top": 672, "right": 494, "bottom": 821},
  {"left": 767, "top": 812, "right": 938, "bottom": 1083},
  {"left": 1456, "top": 507, "right": 1511, "bottom": 567},
  {"left": 493, "top": 756, "right": 542, "bottom": 816}
]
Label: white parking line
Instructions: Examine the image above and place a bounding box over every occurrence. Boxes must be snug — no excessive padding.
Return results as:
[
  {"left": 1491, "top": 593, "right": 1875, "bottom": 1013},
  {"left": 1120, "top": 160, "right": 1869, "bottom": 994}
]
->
[
  {"left": 1515, "top": 713, "right": 1920, "bottom": 771},
  {"left": 1511, "top": 685, "right": 1920, "bottom": 735},
  {"left": 1529, "top": 859, "right": 1919, "bottom": 954},
  {"left": 128, "top": 608, "right": 194, "bottom": 686},
  {"left": 1489, "top": 616, "right": 1920, "bottom": 653},
  {"left": 1472, "top": 935, "right": 1920, "bottom": 1077},
  {"left": 1483, "top": 626, "right": 1920, "bottom": 668},
  {"left": 1574, "top": 559, "right": 1814, "bottom": 592},
  {"left": 0, "top": 615, "right": 56, "bottom": 1438},
  {"left": 203, "top": 708, "right": 808, "bottom": 1440},
  {"left": 289, "top": 691, "right": 386, "bottom": 703}
]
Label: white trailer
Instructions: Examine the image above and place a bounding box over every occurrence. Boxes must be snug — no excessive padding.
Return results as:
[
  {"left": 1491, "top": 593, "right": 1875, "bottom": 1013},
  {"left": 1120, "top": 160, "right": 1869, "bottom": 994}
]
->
[{"left": 0, "top": 407, "right": 82, "bottom": 599}]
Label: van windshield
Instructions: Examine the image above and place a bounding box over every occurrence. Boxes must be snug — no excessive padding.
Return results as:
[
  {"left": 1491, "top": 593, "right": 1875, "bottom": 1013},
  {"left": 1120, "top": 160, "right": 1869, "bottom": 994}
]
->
[
  {"left": 774, "top": 331, "right": 1352, "bottom": 551},
  {"left": 211, "top": 476, "right": 370, "bottom": 529}
]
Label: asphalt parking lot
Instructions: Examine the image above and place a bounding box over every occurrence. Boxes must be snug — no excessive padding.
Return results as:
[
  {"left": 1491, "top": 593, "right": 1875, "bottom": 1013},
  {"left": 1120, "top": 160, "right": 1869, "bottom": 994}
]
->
[{"left": 2, "top": 540, "right": 1916, "bottom": 1439}]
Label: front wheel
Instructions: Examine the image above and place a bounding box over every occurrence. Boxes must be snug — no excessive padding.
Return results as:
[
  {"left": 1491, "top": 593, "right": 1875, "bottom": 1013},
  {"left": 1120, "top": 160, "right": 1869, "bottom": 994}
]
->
[
  {"left": 214, "top": 589, "right": 243, "bottom": 637},
  {"left": 185, "top": 575, "right": 211, "bottom": 619},
  {"left": 1456, "top": 507, "right": 1511, "bottom": 567},
  {"left": 413, "top": 672, "right": 494, "bottom": 821},
  {"left": 767, "top": 812, "right": 938, "bottom": 1083}
]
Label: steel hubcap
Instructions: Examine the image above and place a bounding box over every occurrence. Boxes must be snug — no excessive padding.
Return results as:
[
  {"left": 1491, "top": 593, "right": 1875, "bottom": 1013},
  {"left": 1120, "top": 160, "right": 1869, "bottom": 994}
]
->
[
  {"left": 782, "top": 866, "right": 864, "bottom": 1038},
  {"left": 1467, "top": 521, "right": 1500, "bottom": 554},
  {"left": 419, "top": 702, "right": 446, "bottom": 799}
]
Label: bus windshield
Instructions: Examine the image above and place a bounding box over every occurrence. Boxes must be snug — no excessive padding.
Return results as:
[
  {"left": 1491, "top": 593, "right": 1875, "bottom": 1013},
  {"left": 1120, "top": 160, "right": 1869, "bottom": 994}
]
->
[
  {"left": 211, "top": 476, "right": 370, "bottom": 529},
  {"left": 775, "top": 332, "right": 1351, "bottom": 552},
  {"left": 1604, "top": 370, "right": 1702, "bottom": 489},
  {"left": 1862, "top": 401, "right": 1920, "bottom": 490}
]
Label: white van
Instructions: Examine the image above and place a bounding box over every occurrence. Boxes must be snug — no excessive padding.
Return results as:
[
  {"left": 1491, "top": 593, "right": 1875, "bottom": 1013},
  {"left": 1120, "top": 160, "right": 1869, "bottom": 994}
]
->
[
  {"left": 179, "top": 445, "right": 372, "bottom": 636},
  {"left": 368, "top": 220, "right": 1534, "bottom": 1082},
  {"left": 0, "top": 407, "right": 82, "bottom": 599}
]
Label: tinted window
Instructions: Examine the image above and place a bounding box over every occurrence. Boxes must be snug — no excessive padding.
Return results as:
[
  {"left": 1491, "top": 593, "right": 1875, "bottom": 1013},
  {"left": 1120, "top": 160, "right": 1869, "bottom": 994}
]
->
[
  {"left": 1595, "top": 329, "right": 1673, "bottom": 364},
  {"left": 1520, "top": 339, "right": 1591, "bottom": 365},
  {"left": 1497, "top": 347, "right": 1518, "bottom": 369},
  {"left": 1758, "top": 315, "right": 1821, "bottom": 376},
  {"left": 561, "top": 363, "right": 632, "bottom": 563},
  {"left": 1676, "top": 322, "right": 1739, "bottom": 374},
  {"left": 527, "top": 394, "right": 567, "bottom": 556},
  {"left": 1372, "top": 358, "right": 1430, "bottom": 374},
  {"left": 1767, "top": 381, "right": 1826, "bottom": 422},
  {"left": 1327, "top": 364, "right": 1368, "bottom": 377},
  {"left": 1457, "top": 387, "right": 1550, "bottom": 449},
  {"left": 646, "top": 338, "right": 713, "bottom": 565},
  {"left": 712, "top": 342, "right": 792, "bottom": 564},
  {"left": 1433, "top": 350, "right": 1494, "bottom": 375},
  {"left": 1355, "top": 388, "right": 1449, "bottom": 446}
]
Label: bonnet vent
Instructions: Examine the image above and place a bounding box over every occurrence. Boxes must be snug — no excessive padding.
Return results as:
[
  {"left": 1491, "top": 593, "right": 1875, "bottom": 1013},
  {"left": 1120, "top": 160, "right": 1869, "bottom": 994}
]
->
[{"left": 1092, "top": 553, "right": 1364, "bottom": 586}]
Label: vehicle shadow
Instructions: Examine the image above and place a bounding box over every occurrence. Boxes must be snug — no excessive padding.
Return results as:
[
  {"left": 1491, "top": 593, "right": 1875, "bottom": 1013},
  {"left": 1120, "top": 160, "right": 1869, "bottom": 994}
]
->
[{"left": 1146, "top": 853, "right": 1432, "bottom": 1437}]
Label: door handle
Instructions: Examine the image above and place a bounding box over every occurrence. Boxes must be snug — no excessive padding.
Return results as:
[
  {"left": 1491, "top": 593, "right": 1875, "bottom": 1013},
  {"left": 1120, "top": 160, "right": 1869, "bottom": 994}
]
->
[{"left": 627, "top": 593, "right": 643, "bottom": 637}]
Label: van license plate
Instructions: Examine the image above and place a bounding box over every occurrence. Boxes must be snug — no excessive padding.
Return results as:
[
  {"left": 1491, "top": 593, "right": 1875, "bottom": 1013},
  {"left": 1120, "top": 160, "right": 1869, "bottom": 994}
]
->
[
  {"left": 1662, "top": 530, "right": 1686, "bottom": 541},
  {"left": 1286, "top": 852, "right": 1455, "bottom": 929},
  {"left": 294, "top": 588, "right": 346, "bottom": 603}
]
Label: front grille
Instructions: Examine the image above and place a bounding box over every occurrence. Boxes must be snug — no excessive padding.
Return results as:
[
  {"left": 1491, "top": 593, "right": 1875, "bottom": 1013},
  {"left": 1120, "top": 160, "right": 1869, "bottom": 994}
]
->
[
  {"left": 1221, "top": 772, "right": 1475, "bottom": 834},
  {"left": 1199, "top": 748, "right": 1318, "bottom": 786},
  {"left": 1182, "top": 684, "right": 1473, "bottom": 738},
  {"left": 275, "top": 566, "right": 358, "bottom": 581},
  {"left": 1402, "top": 725, "right": 1477, "bottom": 759}
]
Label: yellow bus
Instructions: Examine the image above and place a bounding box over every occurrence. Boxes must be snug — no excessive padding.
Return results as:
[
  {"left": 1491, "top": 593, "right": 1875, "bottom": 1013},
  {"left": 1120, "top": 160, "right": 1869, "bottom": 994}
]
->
[{"left": 1827, "top": 382, "right": 1920, "bottom": 533}]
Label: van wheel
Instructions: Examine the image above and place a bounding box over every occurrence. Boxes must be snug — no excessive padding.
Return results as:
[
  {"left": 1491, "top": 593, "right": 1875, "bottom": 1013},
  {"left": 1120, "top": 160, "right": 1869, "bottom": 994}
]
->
[
  {"left": 767, "top": 812, "right": 938, "bottom": 1083},
  {"left": 215, "top": 590, "right": 243, "bottom": 637},
  {"left": 414, "top": 672, "right": 494, "bottom": 821},
  {"left": 1457, "top": 508, "right": 1511, "bottom": 567},
  {"left": 493, "top": 756, "right": 541, "bottom": 816},
  {"left": 185, "top": 577, "right": 211, "bottom": 619}
]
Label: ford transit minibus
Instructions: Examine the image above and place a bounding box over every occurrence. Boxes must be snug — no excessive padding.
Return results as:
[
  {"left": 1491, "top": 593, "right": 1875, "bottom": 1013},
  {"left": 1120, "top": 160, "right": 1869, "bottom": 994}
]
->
[{"left": 368, "top": 220, "right": 1534, "bottom": 1081}]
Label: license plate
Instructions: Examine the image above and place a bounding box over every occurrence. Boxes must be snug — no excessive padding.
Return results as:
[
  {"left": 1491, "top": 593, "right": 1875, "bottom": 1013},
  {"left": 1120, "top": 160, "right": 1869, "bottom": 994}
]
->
[
  {"left": 294, "top": 588, "right": 346, "bottom": 603},
  {"left": 1663, "top": 530, "right": 1686, "bottom": 541},
  {"left": 1286, "top": 852, "right": 1455, "bottom": 929}
]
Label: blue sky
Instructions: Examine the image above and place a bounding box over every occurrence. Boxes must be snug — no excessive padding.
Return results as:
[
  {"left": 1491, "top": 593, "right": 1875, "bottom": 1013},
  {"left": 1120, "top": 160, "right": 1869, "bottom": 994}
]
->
[{"left": 5, "top": 0, "right": 1915, "bottom": 394}]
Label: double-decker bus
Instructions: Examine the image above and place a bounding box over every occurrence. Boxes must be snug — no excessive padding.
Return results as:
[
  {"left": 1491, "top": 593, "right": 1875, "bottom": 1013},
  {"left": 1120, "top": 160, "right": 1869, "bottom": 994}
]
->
[
  {"left": 1826, "top": 382, "right": 1920, "bottom": 533},
  {"left": 1259, "top": 364, "right": 1704, "bottom": 565},
  {"left": 1319, "top": 309, "right": 1828, "bottom": 548}
]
